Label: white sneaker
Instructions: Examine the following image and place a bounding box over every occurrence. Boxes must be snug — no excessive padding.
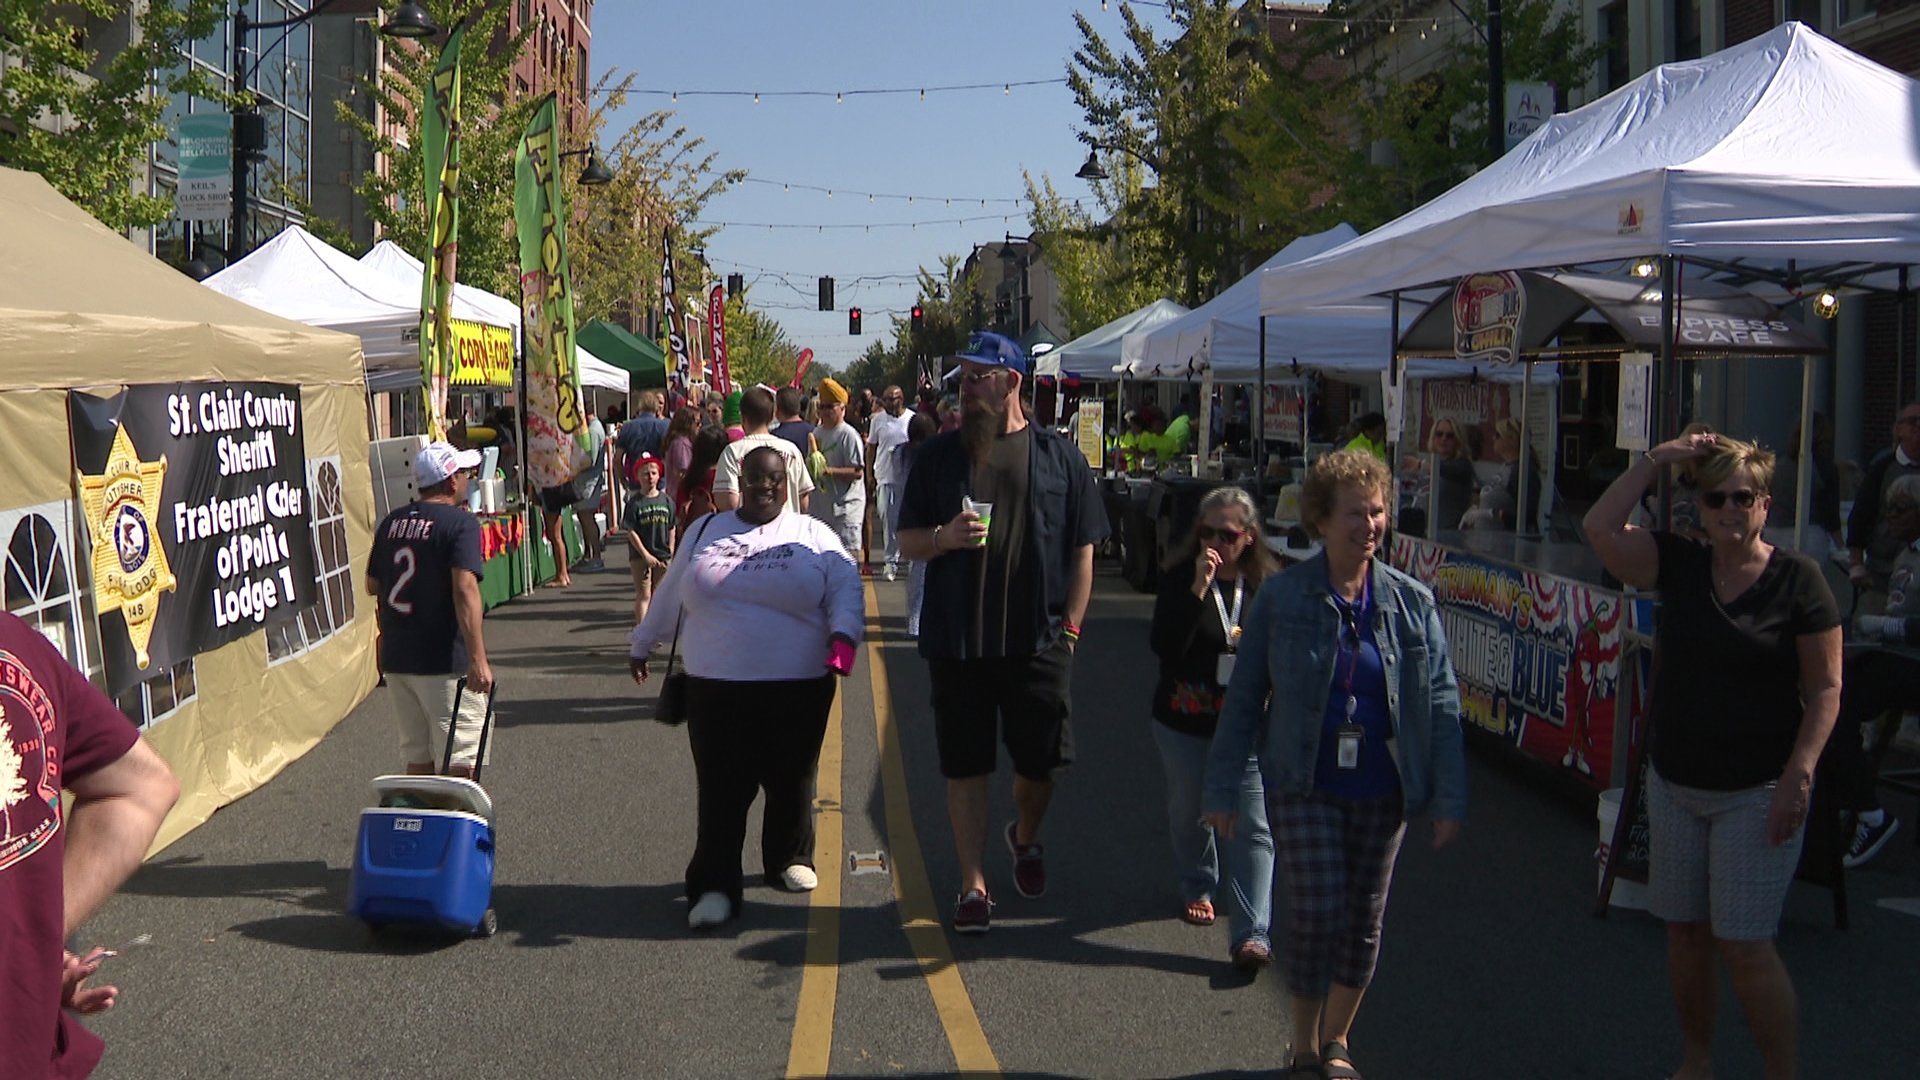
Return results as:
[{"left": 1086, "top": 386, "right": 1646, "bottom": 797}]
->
[
  {"left": 687, "top": 891, "right": 731, "bottom": 929},
  {"left": 780, "top": 865, "right": 819, "bottom": 891},
  {"left": 884, "top": 563, "right": 898, "bottom": 582}
]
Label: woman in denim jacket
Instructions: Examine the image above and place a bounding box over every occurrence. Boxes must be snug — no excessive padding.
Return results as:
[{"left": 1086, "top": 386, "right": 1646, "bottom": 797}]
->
[{"left": 1203, "top": 449, "right": 1467, "bottom": 1080}]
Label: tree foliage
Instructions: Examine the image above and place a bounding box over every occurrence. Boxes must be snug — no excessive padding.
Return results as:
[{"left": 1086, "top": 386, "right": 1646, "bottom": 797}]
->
[
  {"left": 1023, "top": 166, "right": 1174, "bottom": 339},
  {"left": 723, "top": 296, "right": 801, "bottom": 390},
  {"left": 0, "top": 0, "right": 228, "bottom": 231},
  {"left": 840, "top": 256, "right": 979, "bottom": 393}
]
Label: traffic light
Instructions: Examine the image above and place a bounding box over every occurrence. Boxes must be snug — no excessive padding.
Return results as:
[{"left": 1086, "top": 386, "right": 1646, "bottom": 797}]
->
[
  {"left": 727, "top": 273, "right": 744, "bottom": 298},
  {"left": 818, "top": 276, "right": 834, "bottom": 311},
  {"left": 849, "top": 307, "right": 862, "bottom": 335},
  {"left": 910, "top": 305, "right": 925, "bottom": 333}
]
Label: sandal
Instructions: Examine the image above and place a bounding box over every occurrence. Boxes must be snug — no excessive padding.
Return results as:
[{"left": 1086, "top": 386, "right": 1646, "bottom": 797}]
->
[
  {"left": 1287, "top": 1051, "right": 1322, "bottom": 1078},
  {"left": 1319, "top": 1040, "right": 1362, "bottom": 1080},
  {"left": 1181, "top": 899, "right": 1216, "bottom": 926},
  {"left": 1230, "top": 939, "right": 1272, "bottom": 973}
]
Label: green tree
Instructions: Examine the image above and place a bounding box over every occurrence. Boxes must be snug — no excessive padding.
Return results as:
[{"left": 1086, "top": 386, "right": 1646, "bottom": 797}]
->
[
  {"left": 339, "top": 0, "right": 532, "bottom": 296},
  {"left": 0, "top": 0, "right": 228, "bottom": 231},
  {"left": 1068, "top": 0, "right": 1268, "bottom": 304},
  {"left": 1023, "top": 167, "right": 1175, "bottom": 338},
  {"left": 840, "top": 256, "right": 981, "bottom": 393},
  {"left": 723, "top": 296, "right": 801, "bottom": 389}
]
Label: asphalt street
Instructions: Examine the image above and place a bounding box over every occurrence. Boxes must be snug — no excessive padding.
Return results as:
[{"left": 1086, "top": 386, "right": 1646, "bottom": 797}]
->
[{"left": 77, "top": 550, "right": 1920, "bottom": 1079}]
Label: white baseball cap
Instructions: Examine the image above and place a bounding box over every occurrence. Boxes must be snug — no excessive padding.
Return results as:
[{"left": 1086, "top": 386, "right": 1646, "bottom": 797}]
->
[{"left": 414, "top": 441, "right": 483, "bottom": 486}]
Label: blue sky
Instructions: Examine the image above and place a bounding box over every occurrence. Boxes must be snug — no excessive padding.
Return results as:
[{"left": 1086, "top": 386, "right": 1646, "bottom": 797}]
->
[{"left": 592, "top": 1, "right": 1177, "bottom": 371}]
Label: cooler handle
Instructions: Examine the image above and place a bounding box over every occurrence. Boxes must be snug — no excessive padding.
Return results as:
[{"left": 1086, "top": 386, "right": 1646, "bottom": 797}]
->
[{"left": 443, "top": 676, "right": 498, "bottom": 784}]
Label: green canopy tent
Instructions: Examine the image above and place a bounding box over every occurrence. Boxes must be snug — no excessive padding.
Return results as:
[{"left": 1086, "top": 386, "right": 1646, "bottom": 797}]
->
[{"left": 578, "top": 318, "right": 668, "bottom": 390}]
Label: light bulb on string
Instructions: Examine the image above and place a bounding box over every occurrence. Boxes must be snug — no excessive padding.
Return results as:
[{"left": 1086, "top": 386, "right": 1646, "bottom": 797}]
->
[
  {"left": 671, "top": 91, "right": 677, "bottom": 103},
  {"left": 1344, "top": 21, "right": 1350, "bottom": 33},
  {"left": 753, "top": 92, "right": 759, "bottom": 103},
  {"left": 1432, "top": 18, "right": 1439, "bottom": 30},
  {"left": 836, "top": 91, "right": 843, "bottom": 104},
  {"left": 1004, "top": 84, "right": 1010, "bottom": 95},
  {"left": 1290, "top": 18, "right": 1296, "bottom": 30},
  {"left": 920, "top": 88, "right": 925, "bottom": 100}
]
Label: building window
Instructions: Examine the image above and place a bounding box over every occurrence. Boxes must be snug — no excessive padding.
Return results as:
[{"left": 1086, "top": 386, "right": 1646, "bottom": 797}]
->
[
  {"left": 577, "top": 44, "right": 588, "bottom": 95},
  {"left": 115, "top": 659, "right": 198, "bottom": 729},
  {"left": 519, "top": 0, "right": 530, "bottom": 25},
  {"left": 266, "top": 456, "right": 357, "bottom": 663},
  {"left": 1600, "top": 1, "right": 1630, "bottom": 92},
  {"left": 1836, "top": 0, "right": 1875, "bottom": 24},
  {"left": 1674, "top": 0, "right": 1702, "bottom": 59}
]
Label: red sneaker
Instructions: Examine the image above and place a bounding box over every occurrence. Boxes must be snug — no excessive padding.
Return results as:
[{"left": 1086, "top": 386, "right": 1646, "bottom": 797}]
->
[
  {"left": 952, "top": 888, "right": 993, "bottom": 934},
  {"left": 1005, "top": 821, "right": 1047, "bottom": 899}
]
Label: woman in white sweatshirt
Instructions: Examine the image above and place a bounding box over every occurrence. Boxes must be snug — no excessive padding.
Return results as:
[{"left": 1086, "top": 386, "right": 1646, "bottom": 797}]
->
[{"left": 632, "top": 446, "right": 866, "bottom": 930}]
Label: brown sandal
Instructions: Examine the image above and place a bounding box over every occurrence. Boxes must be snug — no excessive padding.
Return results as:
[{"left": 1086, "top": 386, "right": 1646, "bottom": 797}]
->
[{"left": 1181, "top": 899, "right": 1216, "bottom": 926}]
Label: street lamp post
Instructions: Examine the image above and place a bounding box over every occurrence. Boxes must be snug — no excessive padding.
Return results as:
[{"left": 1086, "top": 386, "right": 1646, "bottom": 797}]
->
[
  {"left": 1075, "top": 140, "right": 1202, "bottom": 303},
  {"left": 230, "top": 1, "right": 437, "bottom": 259}
]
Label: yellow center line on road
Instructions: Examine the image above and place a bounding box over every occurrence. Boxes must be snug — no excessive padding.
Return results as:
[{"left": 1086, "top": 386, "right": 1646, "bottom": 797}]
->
[
  {"left": 786, "top": 689, "right": 844, "bottom": 1079},
  {"left": 863, "top": 581, "right": 1002, "bottom": 1078}
]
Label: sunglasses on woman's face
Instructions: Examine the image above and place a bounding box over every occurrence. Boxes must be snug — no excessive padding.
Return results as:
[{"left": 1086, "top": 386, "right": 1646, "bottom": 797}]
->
[
  {"left": 1432, "top": 430, "right": 1456, "bottom": 440},
  {"left": 1889, "top": 500, "right": 1920, "bottom": 516},
  {"left": 1700, "top": 488, "right": 1760, "bottom": 510},
  {"left": 1198, "top": 525, "right": 1245, "bottom": 543}
]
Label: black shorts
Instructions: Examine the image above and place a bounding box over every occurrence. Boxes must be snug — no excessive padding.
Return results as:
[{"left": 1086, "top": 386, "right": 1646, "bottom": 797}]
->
[
  {"left": 538, "top": 483, "right": 578, "bottom": 514},
  {"left": 927, "top": 641, "right": 1075, "bottom": 781}
]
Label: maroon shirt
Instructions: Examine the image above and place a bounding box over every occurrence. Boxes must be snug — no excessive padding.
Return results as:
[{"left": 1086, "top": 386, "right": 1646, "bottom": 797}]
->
[{"left": 0, "top": 612, "right": 141, "bottom": 1079}]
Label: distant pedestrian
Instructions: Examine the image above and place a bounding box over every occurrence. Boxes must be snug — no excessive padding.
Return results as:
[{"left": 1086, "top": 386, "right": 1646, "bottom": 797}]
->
[
  {"left": 1585, "top": 432, "right": 1841, "bottom": 1080},
  {"left": 366, "top": 442, "right": 496, "bottom": 777},
  {"left": 661, "top": 405, "right": 701, "bottom": 505},
  {"left": 571, "top": 412, "right": 608, "bottom": 572},
  {"left": 622, "top": 452, "right": 674, "bottom": 627},
  {"left": 676, "top": 426, "right": 732, "bottom": 545},
  {"left": 1341, "top": 412, "right": 1388, "bottom": 461},
  {"left": 703, "top": 391, "right": 726, "bottom": 431},
  {"left": 896, "top": 331, "right": 1110, "bottom": 934},
  {"left": 614, "top": 390, "right": 670, "bottom": 488},
  {"left": 868, "top": 384, "right": 916, "bottom": 581},
  {"left": 808, "top": 379, "right": 867, "bottom": 556},
  {"left": 1205, "top": 449, "right": 1466, "bottom": 1080},
  {"left": 2, "top": 611, "right": 179, "bottom": 1080},
  {"left": 771, "top": 386, "right": 817, "bottom": 458},
  {"left": 713, "top": 386, "right": 814, "bottom": 516},
  {"left": 630, "top": 447, "right": 864, "bottom": 929},
  {"left": 903, "top": 410, "right": 938, "bottom": 638},
  {"left": 722, "top": 389, "right": 746, "bottom": 442},
  {"left": 1151, "top": 487, "right": 1276, "bottom": 971}
]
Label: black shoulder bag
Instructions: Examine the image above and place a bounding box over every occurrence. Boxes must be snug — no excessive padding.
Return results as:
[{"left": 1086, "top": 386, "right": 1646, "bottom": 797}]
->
[{"left": 654, "top": 512, "right": 717, "bottom": 726}]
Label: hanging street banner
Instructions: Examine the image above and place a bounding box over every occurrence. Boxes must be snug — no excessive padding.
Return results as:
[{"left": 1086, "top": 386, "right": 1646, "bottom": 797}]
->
[
  {"left": 685, "top": 305, "right": 706, "bottom": 387},
  {"left": 708, "top": 285, "right": 732, "bottom": 396},
  {"left": 449, "top": 318, "right": 515, "bottom": 387},
  {"left": 70, "top": 384, "right": 317, "bottom": 694},
  {"left": 419, "top": 21, "right": 467, "bottom": 442},
  {"left": 662, "top": 233, "right": 691, "bottom": 394},
  {"left": 789, "top": 347, "right": 815, "bottom": 389},
  {"left": 175, "top": 114, "right": 233, "bottom": 222},
  {"left": 513, "top": 93, "right": 591, "bottom": 491},
  {"left": 1453, "top": 271, "right": 1526, "bottom": 366}
]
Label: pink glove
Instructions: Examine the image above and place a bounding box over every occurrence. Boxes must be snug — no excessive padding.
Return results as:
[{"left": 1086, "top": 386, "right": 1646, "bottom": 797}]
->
[{"left": 827, "top": 636, "right": 856, "bottom": 676}]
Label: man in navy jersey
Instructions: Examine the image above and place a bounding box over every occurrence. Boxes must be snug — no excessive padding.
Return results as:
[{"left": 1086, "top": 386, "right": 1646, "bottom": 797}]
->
[{"left": 366, "top": 442, "right": 494, "bottom": 777}]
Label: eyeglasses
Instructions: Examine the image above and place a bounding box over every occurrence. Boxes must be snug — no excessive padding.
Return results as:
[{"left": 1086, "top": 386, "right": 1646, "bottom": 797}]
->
[
  {"left": 1432, "top": 430, "right": 1456, "bottom": 439},
  {"left": 741, "top": 472, "right": 786, "bottom": 489},
  {"left": 1699, "top": 489, "right": 1760, "bottom": 510},
  {"left": 1198, "top": 525, "right": 1245, "bottom": 543},
  {"left": 1338, "top": 605, "right": 1360, "bottom": 650},
  {"left": 961, "top": 370, "right": 1003, "bottom": 385},
  {"left": 1889, "top": 501, "right": 1920, "bottom": 515}
]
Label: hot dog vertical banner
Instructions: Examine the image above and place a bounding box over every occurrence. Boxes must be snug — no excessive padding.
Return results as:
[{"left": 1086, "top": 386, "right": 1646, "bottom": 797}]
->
[
  {"left": 708, "top": 284, "right": 732, "bottom": 396},
  {"left": 418, "top": 22, "right": 466, "bottom": 442},
  {"left": 513, "top": 92, "right": 590, "bottom": 491},
  {"left": 70, "top": 385, "right": 318, "bottom": 694}
]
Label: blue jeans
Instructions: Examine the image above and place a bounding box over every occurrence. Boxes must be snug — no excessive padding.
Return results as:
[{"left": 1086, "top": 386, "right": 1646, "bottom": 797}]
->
[{"left": 1151, "top": 721, "right": 1273, "bottom": 953}]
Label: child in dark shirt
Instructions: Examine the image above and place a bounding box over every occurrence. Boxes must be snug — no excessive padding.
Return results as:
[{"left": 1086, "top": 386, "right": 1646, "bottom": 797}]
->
[{"left": 622, "top": 453, "right": 676, "bottom": 626}]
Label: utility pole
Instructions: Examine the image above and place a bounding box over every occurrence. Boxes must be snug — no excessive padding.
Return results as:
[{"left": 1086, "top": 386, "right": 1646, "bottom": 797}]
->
[{"left": 1488, "top": 0, "right": 1506, "bottom": 165}]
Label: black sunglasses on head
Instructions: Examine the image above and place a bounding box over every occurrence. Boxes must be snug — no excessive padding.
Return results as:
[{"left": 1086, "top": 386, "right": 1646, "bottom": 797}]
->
[{"left": 1699, "top": 489, "right": 1759, "bottom": 510}]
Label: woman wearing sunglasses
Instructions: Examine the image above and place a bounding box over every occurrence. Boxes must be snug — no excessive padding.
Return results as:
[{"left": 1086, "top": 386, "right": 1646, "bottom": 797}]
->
[
  {"left": 1203, "top": 450, "right": 1467, "bottom": 1080},
  {"left": 1148, "top": 487, "right": 1278, "bottom": 972},
  {"left": 1585, "top": 432, "right": 1842, "bottom": 1080},
  {"left": 1424, "top": 418, "right": 1479, "bottom": 534}
]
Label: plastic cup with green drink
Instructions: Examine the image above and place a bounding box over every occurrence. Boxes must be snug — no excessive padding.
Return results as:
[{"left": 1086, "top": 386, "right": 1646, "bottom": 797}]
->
[{"left": 963, "top": 496, "right": 993, "bottom": 546}]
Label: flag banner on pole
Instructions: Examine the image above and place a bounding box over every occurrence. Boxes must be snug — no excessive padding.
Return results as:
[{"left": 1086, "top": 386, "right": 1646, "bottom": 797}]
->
[
  {"left": 789, "top": 347, "right": 815, "bottom": 389},
  {"left": 686, "top": 304, "right": 706, "bottom": 387},
  {"left": 663, "top": 233, "right": 691, "bottom": 393},
  {"left": 708, "top": 285, "right": 732, "bottom": 396},
  {"left": 419, "top": 22, "right": 466, "bottom": 442},
  {"left": 513, "top": 93, "right": 590, "bottom": 491}
]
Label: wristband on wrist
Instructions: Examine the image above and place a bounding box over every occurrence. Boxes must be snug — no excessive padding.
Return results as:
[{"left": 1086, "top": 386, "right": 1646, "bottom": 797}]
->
[
  {"left": 932, "top": 525, "right": 944, "bottom": 552},
  {"left": 1061, "top": 620, "right": 1081, "bottom": 639}
]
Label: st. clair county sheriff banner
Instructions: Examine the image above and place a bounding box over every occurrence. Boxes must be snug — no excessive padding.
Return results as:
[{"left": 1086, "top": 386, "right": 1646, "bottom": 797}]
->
[{"left": 70, "top": 383, "right": 318, "bottom": 694}]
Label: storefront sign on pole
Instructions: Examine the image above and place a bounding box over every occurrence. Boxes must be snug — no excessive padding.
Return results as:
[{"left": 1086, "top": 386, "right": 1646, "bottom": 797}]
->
[
  {"left": 1615, "top": 351, "right": 1653, "bottom": 451},
  {"left": 1076, "top": 399, "right": 1105, "bottom": 470},
  {"left": 1505, "top": 82, "right": 1555, "bottom": 150},
  {"left": 1262, "top": 380, "right": 1307, "bottom": 445},
  {"left": 175, "top": 114, "right": 233, "bottom": 221}
]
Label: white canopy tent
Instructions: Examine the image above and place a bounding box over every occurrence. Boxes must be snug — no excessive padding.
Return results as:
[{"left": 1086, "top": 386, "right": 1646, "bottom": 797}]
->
[
  {"left": 1037, "top": 298, "right": 1188, "bottom": 378},
  {"left": 1260, "top": 22, "right": 1920, "bottom": 316},
  {"left": 359, "top": 240, "right": 627, "bottom": 393}
]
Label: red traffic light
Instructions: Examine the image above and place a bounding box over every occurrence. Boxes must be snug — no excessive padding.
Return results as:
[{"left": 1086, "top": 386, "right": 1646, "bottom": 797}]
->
[
  {"left": 910, "top": 305, "right": 925, "bottom": 334},
  {"left": 849, "top": 307, "right": 863, "bottom": 335}
]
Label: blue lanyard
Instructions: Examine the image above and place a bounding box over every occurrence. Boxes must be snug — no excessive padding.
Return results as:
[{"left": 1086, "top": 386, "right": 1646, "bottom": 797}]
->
[{"left": 1334, "top": 572, "right": 1372, "bottom": 715}]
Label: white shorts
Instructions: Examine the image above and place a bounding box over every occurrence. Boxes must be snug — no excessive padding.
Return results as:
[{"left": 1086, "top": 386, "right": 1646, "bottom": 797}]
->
[
  {"left": 1647, "top": 770, "right": 1803, "bottom": 941},
  {"left": 386, "top": 673, "right": 493, "bottom": 771}
]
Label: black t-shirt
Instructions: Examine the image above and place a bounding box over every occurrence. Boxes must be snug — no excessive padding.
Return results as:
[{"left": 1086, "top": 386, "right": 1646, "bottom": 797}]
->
[
  {"left": 1649, "top": 531, "right": 1840, "bottom": 790},
  {"left": 970, "top": 430, "right": 1031, "bottom": 657},
  {"left": 1149, "top": 562, "right": 1256, "bottom": 737},
  {"left": 367, "top": 501, "right": 485, "bottom": 675},
  {"left": 622, "top": 490, "right": 676, "bottom": 563}
]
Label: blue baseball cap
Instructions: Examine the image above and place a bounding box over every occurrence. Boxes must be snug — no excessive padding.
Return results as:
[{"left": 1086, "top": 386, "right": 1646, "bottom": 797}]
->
[{"left": 957, "top": 331, "right": 1028, "bottom": 375}]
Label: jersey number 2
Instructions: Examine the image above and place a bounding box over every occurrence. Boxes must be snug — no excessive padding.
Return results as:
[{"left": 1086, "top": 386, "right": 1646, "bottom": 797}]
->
[{"left": 386, "top": 548, "right": 417, "bottom": 614}]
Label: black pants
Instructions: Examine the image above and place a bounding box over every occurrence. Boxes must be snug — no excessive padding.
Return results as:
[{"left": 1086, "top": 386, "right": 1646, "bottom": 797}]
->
[
  {"left": 684, "top": 674, "right": 837, "bottom": 907},
  {"left": 1824, "top": 649, "right": 1920, "bottom": 811}
]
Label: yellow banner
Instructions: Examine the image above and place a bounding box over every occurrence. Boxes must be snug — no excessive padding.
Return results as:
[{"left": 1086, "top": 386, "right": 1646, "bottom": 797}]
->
[{"left": 449, "top": 318, "right": 514, "bottom": 387}]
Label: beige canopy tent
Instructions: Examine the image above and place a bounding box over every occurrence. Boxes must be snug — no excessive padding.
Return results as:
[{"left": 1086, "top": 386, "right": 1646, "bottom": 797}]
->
[{"left": 0, "top": 166, "right": 378, "bottom": 851}]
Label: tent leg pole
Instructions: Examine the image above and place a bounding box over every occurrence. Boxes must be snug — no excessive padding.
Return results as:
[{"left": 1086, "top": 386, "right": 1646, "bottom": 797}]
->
[
  {"left": 1258, "top": 316, "right": 1267, "bottom": 479},
  {"left": 1658, "top": 254, "right": 1678, "bottom": 530},
  {"left": 1797, "top": 353, "right": 1814, "bottom": 555},
  {"left": 1902, "top": 267, "right": 1912, "bottom": 409},
  {"left": 1388, "top": 292, "right": 1402, "bottom": 531},
  {"left": 1518, "top": 360, "right": 1534, "bottom": 538}
]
